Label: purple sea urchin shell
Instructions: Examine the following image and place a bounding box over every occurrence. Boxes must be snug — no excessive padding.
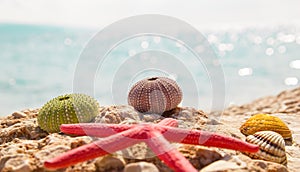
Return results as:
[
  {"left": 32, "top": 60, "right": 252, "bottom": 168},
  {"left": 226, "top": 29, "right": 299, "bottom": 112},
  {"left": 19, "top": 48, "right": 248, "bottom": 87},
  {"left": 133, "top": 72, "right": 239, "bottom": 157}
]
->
[{"left": 128, "top": 77, "right": 182, "bottom": 114}]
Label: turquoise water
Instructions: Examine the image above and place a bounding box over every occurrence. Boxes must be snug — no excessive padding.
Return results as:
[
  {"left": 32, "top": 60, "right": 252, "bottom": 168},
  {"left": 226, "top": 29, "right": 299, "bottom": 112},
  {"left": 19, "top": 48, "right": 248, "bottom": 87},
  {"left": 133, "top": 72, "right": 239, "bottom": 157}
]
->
[{"left": 0, "top": 24, "right": 300, "bottom": 116}]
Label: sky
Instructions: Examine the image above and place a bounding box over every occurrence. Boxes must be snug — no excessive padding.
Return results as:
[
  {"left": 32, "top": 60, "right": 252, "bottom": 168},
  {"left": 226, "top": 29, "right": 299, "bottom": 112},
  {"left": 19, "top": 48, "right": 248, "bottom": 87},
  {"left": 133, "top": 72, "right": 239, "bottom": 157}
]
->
[{"left": 0, "top": 0, "right": 300, "bottom": 29}]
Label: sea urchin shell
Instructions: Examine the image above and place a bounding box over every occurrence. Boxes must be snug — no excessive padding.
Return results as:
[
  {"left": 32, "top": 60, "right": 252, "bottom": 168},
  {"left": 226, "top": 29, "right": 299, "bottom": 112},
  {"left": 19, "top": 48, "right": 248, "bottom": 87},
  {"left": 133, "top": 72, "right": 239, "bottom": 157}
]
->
[
  {"left": 128, "top": 77, "right": 182, "bottom": 114},
  {"left": 240, "top": 113, "right": 292, "bottom": 140},
  {"left": 244, "top": 131, "right": 287, "bottom": 165},
  {"left": 38, "top": 93, "right": 99, "bottom": 133}
]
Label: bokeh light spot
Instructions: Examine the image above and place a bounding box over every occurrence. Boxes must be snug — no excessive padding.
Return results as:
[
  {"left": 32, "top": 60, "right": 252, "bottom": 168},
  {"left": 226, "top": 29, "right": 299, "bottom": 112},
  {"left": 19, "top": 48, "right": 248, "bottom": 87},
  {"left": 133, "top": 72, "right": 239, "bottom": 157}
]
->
[
  {"left": 141, "top": 41, "right": 149, "bottom": 49},
  {"left": 284, "top": 77, "right": 298, "bottom": 86},
  {"left": 289, "top": 60, "right": 300, "bottom": 69},
  {"left": 238, "top": 68, "right": 253, "bottom": 76},
  {"left": 265, "top": 48, "right": 274, "bottom": 56}
]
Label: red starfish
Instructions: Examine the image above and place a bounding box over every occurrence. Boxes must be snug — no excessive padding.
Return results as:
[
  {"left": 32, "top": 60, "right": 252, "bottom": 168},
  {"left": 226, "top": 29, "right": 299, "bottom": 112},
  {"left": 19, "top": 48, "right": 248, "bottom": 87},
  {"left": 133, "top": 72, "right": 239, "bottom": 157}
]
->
[{"left": 44, "top": 118, "right": 259, "bottom": 172}]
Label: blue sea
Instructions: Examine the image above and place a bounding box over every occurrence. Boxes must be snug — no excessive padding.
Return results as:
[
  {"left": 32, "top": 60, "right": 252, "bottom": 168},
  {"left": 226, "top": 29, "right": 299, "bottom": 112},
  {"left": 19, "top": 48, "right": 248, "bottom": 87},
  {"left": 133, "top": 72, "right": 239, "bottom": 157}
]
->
[{"left": 1, "top": 23, "right": 300, "bottom": 116}]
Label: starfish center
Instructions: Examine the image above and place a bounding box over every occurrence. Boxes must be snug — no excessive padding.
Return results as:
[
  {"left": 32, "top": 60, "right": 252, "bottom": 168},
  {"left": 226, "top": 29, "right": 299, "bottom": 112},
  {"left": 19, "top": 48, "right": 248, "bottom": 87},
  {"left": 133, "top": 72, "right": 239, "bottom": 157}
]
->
[{"left": 129, "top": 125, "right": 162, "bottom": 139}]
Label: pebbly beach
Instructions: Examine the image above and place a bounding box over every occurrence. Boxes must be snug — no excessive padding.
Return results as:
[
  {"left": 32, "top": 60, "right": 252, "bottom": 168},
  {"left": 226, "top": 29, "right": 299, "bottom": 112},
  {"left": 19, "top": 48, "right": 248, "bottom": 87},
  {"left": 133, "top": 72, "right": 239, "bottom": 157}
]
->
[{"left": 0, "top": 87, "right": 299, "bottom": 172}]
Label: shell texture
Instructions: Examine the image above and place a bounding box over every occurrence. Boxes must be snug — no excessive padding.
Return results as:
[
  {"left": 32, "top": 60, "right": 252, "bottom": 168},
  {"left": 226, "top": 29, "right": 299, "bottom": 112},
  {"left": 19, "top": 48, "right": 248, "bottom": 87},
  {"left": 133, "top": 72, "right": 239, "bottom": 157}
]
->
[
  {"left": 244, "top": 131, "right": 287, "bottom": 165},
  {"left": 240, "top": 113, "right": 292, "bottom": 140},
  {"left": 38, "top": 93, "right": 99, "bottom": 133},
  {"left": 128, "top": 77, "right": 182, "bottom": 114}
]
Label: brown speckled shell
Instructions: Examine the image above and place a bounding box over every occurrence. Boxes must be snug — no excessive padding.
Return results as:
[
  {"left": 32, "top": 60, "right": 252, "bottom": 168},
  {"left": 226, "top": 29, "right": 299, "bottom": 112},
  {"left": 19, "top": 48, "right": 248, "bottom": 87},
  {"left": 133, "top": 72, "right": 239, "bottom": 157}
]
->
[
  {"left": 128, "top": 77, "right": 182, "bottom": 114},
  {"left": 244, "top": 131, "right": 287, "bottom": 165},
  {"left": 240, "top": 114, "right": 292, "bottom": 140}
]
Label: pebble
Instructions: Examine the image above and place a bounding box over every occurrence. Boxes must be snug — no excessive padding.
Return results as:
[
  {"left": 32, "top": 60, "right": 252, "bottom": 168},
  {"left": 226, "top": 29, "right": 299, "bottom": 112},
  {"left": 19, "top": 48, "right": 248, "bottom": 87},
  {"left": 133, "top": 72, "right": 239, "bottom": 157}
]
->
[
  {"left": 179, "top": 145, "right": 222, "bottom": 169},
  {"left": 1, "top": 155, "right": 32, "bottom": 172},
  {"left": 12, "top": 111, "right": 27, "bottom": 118},
  {"left": 200, "top": 160, "right": 246, "bottom": 172},
  {"left": 248, "top": 160, "right": 288, "bottom": 172},
  {"left": 124, "top": 162, "right": 159, "bottom": 172},
  {"left": 95, "top": 155, "right": 125, "bottom": 171}
]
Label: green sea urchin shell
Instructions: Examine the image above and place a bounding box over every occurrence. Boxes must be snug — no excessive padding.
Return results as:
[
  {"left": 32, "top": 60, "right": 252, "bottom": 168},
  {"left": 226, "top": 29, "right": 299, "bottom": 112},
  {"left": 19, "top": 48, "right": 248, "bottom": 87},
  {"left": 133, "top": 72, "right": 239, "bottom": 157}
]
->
[{"left": 38, "top": 93, "right": 99, "bottom": 133}]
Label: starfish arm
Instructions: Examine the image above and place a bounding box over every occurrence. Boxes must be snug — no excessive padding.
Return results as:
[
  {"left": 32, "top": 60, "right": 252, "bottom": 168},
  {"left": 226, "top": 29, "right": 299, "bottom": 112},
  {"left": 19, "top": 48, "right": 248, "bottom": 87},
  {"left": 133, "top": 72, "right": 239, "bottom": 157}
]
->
[
  {"left": 44, "top": 127, "right": 142, "bottom": 170},
  {"left": 157, "top": 118, "right": 178, "bottom": 127},
  {"left": 163, "top": 127, "right": 259, "bottom": 153},
  {"left": 146, "top": 131, "right": 198, "bottom": 172},
  {"left": 60, "top": 118, "right": 177, "bottom": 137},
  {"left": 60, "top": 123, "right": 133, "bottom": 137}
]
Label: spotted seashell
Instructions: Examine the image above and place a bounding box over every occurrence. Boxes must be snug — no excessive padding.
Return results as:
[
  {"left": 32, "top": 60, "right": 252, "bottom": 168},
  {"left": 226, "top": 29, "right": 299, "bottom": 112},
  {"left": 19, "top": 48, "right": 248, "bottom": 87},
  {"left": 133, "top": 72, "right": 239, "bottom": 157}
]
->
[
  {"left": 244, "top": 131, "right": 287, "bottom": 165},
  {"left": 38, "top": 93, "right": 99, "bottom": 133},
  {"left": 240, "top": 114, "right": 292, "bottom": 140},
  {"left": 128, "top": 77, "right": 182, "bottom": 114}
]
